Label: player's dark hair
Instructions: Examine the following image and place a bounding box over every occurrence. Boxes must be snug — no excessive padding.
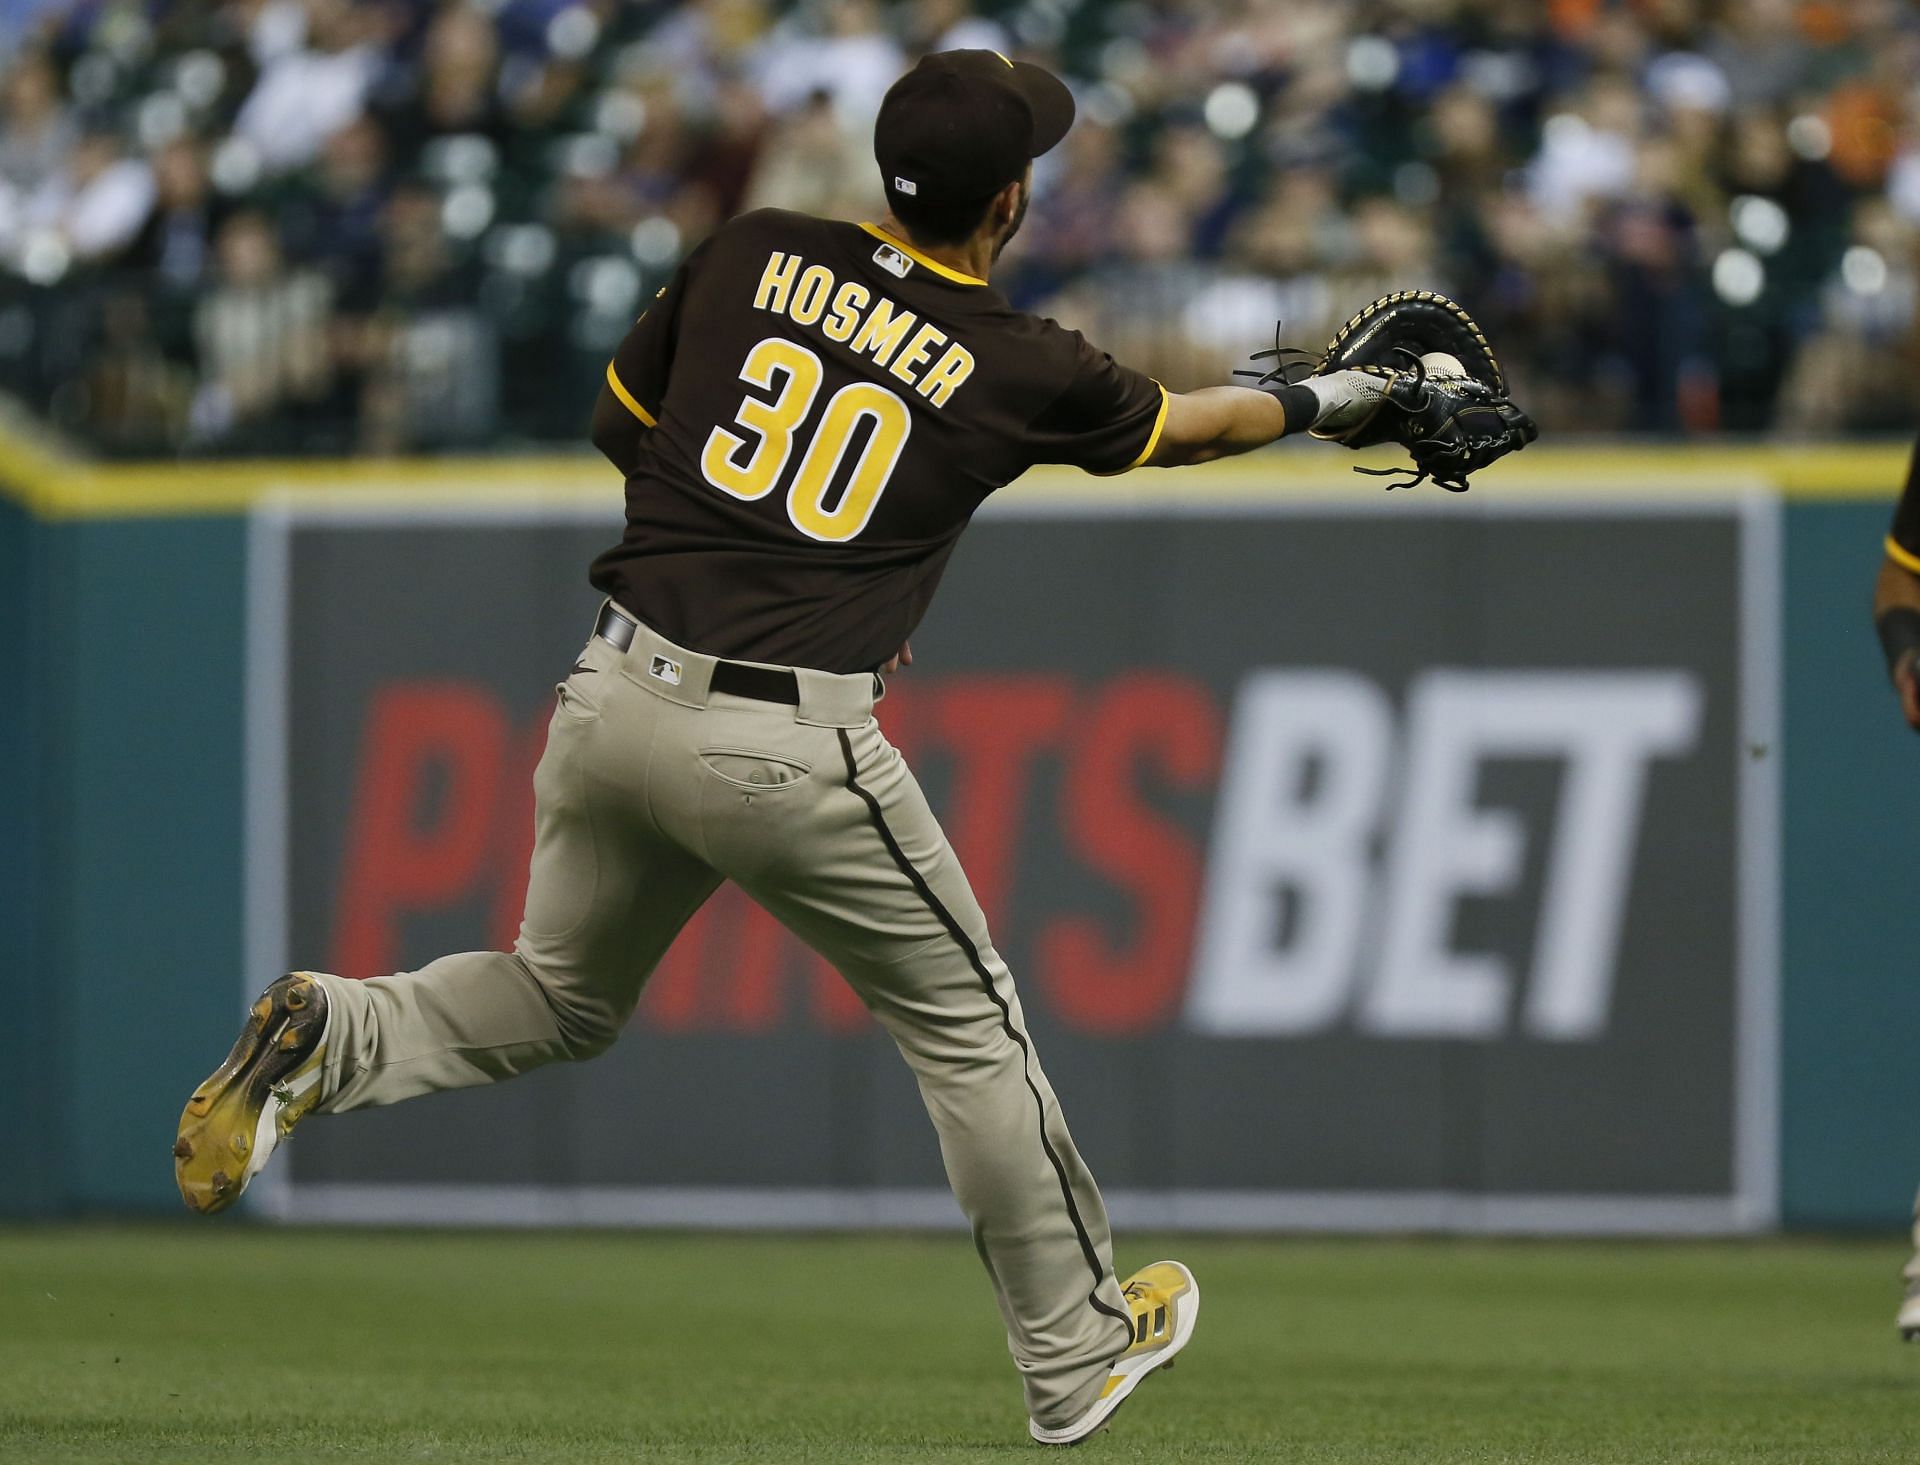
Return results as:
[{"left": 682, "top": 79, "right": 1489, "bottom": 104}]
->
[{"left": 888, "top": 187, "right": 998, "bottom": 247}]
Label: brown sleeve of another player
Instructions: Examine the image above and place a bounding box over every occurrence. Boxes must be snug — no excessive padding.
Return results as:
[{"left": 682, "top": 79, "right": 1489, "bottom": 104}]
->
[{"left": 1887, "top": 435, "right": 1920, "bottom": 574}]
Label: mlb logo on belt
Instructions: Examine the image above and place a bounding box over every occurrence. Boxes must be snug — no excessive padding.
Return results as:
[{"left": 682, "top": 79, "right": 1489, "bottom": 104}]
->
[{"left": 649, "top": 654, "right": 683, "bottom": 686}]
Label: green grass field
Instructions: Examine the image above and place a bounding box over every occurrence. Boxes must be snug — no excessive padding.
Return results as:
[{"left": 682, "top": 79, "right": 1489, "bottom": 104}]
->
[{"left": 1, "top": 1227, "right": 1914, "bottom": 1463}]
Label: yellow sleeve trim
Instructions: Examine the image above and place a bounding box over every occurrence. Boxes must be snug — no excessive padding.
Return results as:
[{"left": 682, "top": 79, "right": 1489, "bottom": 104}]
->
[
  {"left": 1091, "top": 382, "right": 1170, "bottom": 476},
  {"left": 1126, "top": 382, "right": 1171, "bottom": 470},
  {"left": 857, "top": 221, "right": 988, "bottom": 287},
  {"left": 605, "top": 362, "right": 656, "bottom": 427},
  {"left": 1886, "top": 535, "right": 1920, "bottom": 575}
]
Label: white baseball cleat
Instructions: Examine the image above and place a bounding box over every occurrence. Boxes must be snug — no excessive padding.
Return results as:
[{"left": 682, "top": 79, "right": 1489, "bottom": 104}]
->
[{"left": 1029, "top": 1260, "right": 1198, "bottom": 1447}]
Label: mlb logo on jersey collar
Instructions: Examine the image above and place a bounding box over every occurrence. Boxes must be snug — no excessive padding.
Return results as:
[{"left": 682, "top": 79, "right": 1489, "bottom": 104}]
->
[
  {"left": 872, "top": 242, "right": 911, "bottom": 279},
  {"left": 649, "top": 654, "right": 683, "bottom": 686}
]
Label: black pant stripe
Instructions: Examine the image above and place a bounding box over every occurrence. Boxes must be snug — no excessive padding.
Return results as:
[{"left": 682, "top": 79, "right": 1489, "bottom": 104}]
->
[{"left": 836, "top": 729, "right": 1132, "bottom": 1341}]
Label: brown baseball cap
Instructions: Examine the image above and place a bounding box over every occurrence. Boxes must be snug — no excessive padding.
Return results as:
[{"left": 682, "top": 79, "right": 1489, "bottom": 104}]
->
[{"left": 874, "top": 50, "right": 1075, "bottom": 209}]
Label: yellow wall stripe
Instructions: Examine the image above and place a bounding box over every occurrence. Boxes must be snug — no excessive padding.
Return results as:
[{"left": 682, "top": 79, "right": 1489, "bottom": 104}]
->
[
  {"left": 0, "top": 428, "right": 1914, "bottom": 521},
  {"left": 605, "top": 362, "right": 656, "bottom": 426}
]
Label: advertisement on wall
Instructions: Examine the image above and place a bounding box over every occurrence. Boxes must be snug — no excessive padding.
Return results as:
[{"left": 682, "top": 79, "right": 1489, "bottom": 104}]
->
[{"left": 246, "top": 488, "right": 1778, "bottom": 1232}]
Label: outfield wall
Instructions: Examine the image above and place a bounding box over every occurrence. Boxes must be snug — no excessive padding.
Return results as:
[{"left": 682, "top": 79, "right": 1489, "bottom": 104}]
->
[{"left": 1, "top": 442, "right": 1915, "bottom": 1231}]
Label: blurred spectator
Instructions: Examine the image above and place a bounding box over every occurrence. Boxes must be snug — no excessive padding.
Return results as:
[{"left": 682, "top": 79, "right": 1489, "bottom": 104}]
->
[
  {"left": 23, "top": 126, "right": 156, "bottom": 269},
  {"left": 757, "top": 0, "right": 902, "bottom": 128},
  {"left": 280, "top": 115, "right": 392, "bottom": 308},
  {"left": 742, "top": 88, "right": 878, "bottom": 220},
  {"left": 233, "top": 0, "right": 386, "bottom": 174},
  {"left": 0, "top": 51, "right": 73, "bottom": 194},
  {"left": 1780, "top": 199, "right": 1920, "bottom": 434},
  {"left": 355, "top": 182, "right": 498, "bottom": 454},
  {"left": 127, "top": 138, "right": 224, "bottom": 294},
  {"left": 4, "top": 0, "right": 1920, "bottom": 458},
  {"left": 1529, "top": 75, "right": 1643, "bottom": 228},
  {"left": 190, "top": 210, "right": 331, "bottom": 449},
  {"left": 70, "top": 292, "right": 195, "bottom": 455}
]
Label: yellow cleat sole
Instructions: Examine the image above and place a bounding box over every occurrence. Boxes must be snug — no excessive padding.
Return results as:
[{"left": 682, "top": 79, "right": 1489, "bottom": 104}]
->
[{"left": 174, "top": 975, "right": 325, "bottom": 1215}]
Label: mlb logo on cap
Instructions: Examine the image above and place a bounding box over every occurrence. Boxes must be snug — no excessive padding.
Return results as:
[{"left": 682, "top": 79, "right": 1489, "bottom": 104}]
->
[{"left": 893, "top": 176, "right": 918, "bottom": 196}]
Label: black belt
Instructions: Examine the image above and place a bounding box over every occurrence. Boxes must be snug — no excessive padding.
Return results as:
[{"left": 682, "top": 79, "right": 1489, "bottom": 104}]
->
[{"left": 594, "top": 604, "right": 800, "bottom": 706}]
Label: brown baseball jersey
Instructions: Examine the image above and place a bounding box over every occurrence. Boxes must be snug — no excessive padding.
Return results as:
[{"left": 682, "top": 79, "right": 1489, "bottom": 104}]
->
[{"left": 589, "top": 208, "right": 1168, "bottom": 673}]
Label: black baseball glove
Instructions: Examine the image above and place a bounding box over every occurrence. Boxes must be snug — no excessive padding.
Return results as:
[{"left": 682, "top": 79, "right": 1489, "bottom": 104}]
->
[{"left": 1243, "top": 291, "right": 1538, "bottom": 492}]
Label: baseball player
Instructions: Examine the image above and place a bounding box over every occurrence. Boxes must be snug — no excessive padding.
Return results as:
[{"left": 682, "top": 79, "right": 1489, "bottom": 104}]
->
[
  {"left": 1870, "top": 434, "right": 1920, "bottom": 1342},
  {"left": 174, "top": 50, "right": 1463, "bottom": 1445}
]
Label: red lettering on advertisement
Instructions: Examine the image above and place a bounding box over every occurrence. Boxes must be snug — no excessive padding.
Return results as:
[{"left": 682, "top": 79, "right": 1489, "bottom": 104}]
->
[
  {"left": 637, "top": 886, "right": 867, "bottom": 1034},
  {"left": 642, "top": 896, "right": 710, "bottom": 1031},
  {"left": 1040, "top": 673, "right": 1221, "bottom": 1034},
  {"left": 718, "top": 893, "right": 792, "bottom": 1032},
  {"left": 334, "top": 684, "right": 508, "bottom": 977},
  {"left": 330, "top": 670, "right": 1219, "bottom": 1036},
  {"left": 810, "top": 952, "right": 870, "bottom": 1031},
  {"left": 925, "top": 678, "right": 1072, "bottom": 925}
]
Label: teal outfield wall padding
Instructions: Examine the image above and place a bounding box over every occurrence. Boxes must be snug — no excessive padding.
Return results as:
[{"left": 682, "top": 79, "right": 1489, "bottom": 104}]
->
[
  {"left": 5, "top": 494, "right": 1920, "bottom": 1225},
  {"left": 0, "top": 497, "right": 58, "bottom": 1216},
  {"left": 1780, "top": 503, "right": 1920, "bottom": 1228},
  {"left": 2, "top": 513, "right": 249, "bottom": 1215}
]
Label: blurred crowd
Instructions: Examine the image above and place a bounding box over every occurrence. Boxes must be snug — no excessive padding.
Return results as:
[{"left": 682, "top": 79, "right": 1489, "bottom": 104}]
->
[{"left": 3, "top": 0, "right": 1919, "bottom": 457}]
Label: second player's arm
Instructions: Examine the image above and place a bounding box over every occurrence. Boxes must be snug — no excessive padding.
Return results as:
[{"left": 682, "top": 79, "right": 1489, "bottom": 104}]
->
[
  {"left": 1872, "top": 437, "right": 1920, "bottom": 732},
  {"left": 592, "top": 380, "right": 648, "bottom": 476}
]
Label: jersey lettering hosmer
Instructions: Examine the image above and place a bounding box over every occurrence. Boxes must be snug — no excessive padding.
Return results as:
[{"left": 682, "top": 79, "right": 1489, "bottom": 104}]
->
[
  {"left": 590, "top": 209, "right": 1169, "bottom": 673},
  {"left": 751, "top": 249, "right": 977, "bottom": 407}
]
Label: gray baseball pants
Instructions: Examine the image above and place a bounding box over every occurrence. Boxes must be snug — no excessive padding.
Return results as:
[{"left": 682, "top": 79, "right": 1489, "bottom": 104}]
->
[{"left": 301, "top": 608, "right": 1133, "bottom": 1426}]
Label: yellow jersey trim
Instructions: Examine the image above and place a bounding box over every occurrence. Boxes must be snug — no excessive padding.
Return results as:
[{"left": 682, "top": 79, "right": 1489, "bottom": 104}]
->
[
  {"left": 1090, "top": 382, "right": 1170, "bottom": 477},
  {"left": 1886, "top": 535, "right": 1920, "bottom": 575},
  {"left": 1127, "top": 382, "right": 1171, "bottom": 471},
  {"left": 605, "top": 362, "right": 656, "bottom": 426},
  {"left": 858, "top": 222, "right": 988, "bottom": 287}
]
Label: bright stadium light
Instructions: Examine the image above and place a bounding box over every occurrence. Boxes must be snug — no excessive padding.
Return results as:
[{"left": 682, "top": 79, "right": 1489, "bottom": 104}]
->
[
  {"left": 208, "top": 135, "right": 261, "bottom": 194},
  {"left": 1347, "top": 36, "right": 1399, "bottom": 91},
  {"left": 442, "top": 184, "right": 495, "bottom": 240},
  {"left": 547, "top": 5, "right": 600, "bottom": 59},
  {"left": 1712, "top": 247, "right": 1765, "bottom": 306},
  {"left": 594, "top": 89, "right": 647, "bottom": 143},
  {"left": 173, "top": 50, "right": 224, "bottom": 110},
  {"left": 1204, "top": 82, "right": 1260, "bottom": 140},
  {"left": 1786, "top": 114, "right": 1831, "bottom": 160},
  {"left": 1082, "top": 81, "right": 1133, "bottom": 127},
  {"left": 1842, "top": 245, "right": 1888, "bottom": 294},
  {"left": 630, "top": 215, "right": 681, "bottom": 267},
  {"left": 575, "top": 255, "right": 641, "bottom": 313},
  {"left": 137, "top": 91, "right": 188, "bottom": 149},
  {"left": 1730, "top": 195, "right": 1789, "bottom": 255},
  {"left": 489, "top": 223, "right": 556, "bottom": 276},
  {"left": 21, "top": 232, "right": 71, "bottom": 285}
]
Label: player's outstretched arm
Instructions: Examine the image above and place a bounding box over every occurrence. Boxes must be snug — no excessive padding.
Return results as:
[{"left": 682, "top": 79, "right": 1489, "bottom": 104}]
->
[
  {"left": 1874, "top": 558, "right": 1920, "bottom": 732},
  {"left": 1144, "top": 376, "right": 1378, "bottom": 468}
]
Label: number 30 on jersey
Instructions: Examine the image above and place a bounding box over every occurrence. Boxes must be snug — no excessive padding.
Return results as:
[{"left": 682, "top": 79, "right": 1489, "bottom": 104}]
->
[{"left": 701, "top": 338, "right": 911, "bottom": 543}]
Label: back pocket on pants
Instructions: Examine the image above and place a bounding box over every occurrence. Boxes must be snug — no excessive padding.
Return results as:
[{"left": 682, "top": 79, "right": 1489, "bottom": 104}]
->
[{"left": 698, "top": 747, "right": 811, "bottom": 792}]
